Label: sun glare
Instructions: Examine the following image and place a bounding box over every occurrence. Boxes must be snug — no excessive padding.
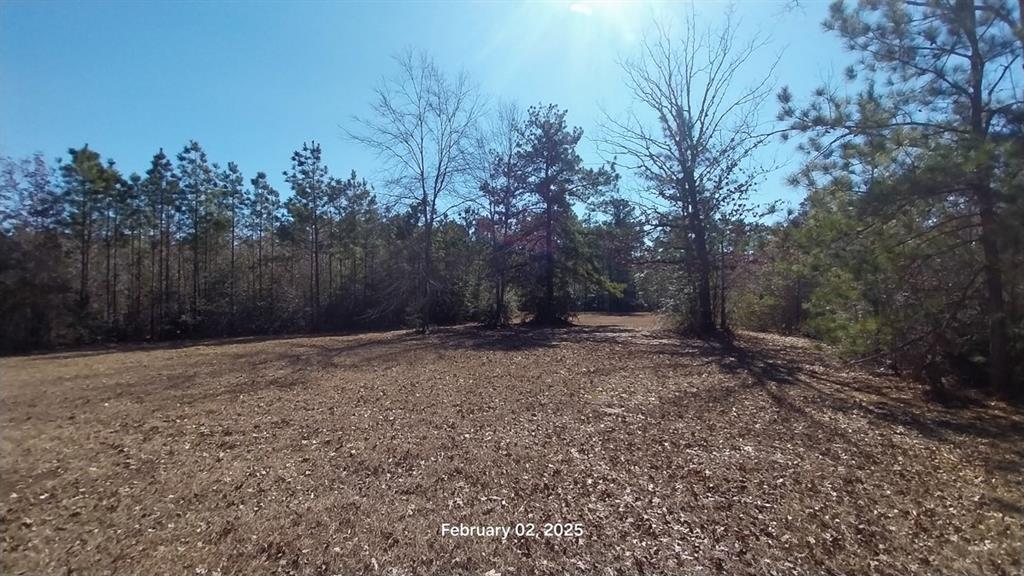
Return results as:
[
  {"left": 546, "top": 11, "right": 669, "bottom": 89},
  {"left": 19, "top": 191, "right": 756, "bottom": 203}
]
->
[
  {"left": 566, "top": 0, "right": 646, "bottom": 43},
  {"left": 569, "top": 0, "right": 629, "bottom": 17},
  {"left": 569, "top": 2, "right": 594, "bottom": 16}
]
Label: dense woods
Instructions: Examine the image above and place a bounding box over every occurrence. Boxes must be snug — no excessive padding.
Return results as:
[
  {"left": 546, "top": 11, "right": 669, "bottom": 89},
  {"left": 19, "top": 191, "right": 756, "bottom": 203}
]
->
[{"left": 1, "top": 0, "right": 1021, "bottom": 397}]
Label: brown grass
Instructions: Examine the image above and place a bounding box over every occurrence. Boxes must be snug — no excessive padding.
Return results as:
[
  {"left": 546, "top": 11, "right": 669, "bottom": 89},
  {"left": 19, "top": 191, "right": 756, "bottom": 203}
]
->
[{"left": 1, "top": 313, "right": 1021, "bottom": 575}]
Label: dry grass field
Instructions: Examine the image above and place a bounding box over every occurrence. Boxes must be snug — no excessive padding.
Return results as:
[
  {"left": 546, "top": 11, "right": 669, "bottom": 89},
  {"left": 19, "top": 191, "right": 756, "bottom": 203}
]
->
[{"left": 1, "top": 314, "right": 1022, "bottom": 575}]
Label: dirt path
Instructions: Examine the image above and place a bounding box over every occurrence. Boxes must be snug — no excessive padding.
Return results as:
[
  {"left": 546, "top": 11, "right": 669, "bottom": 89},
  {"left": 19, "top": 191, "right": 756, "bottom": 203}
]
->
[{"left": 2, "top": 315, "right": 1021, "bottom": 575}]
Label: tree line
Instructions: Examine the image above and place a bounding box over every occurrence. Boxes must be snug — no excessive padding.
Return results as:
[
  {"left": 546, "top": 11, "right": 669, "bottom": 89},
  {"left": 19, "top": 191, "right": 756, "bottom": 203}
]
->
[
  {"left": 1, "top": 0, "right": 1021, "bottom": 396},
  {"left": 0, "top": 104, "right": 641, "bottom": 350}
]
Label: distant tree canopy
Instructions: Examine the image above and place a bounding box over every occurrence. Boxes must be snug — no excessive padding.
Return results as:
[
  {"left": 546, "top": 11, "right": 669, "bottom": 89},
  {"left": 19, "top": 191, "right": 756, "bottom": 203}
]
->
[
  {"left": 1, "top": 5, "right": 1021, "bottom": 397},
  {"left": 0, "top": 125, "right": 638, "bottom": 350}
]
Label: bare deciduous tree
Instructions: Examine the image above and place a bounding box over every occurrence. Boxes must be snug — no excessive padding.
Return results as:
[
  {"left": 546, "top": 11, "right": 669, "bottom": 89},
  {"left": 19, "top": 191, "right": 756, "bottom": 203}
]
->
[
  {"left": 350, "top": 50, "right": 484, "bottom": 332},
  {"left": 473, "top": 102, "right": 531, "bottom": 327},
  {"left": 599, "top": 12, "right": 778, "bottom": 333}
]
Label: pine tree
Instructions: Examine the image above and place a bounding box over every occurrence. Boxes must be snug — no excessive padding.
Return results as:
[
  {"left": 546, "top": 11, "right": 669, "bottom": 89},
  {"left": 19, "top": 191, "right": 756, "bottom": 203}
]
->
[
  {"left": 518, "top": 104, "right": 614, "bottom": 324},
  {"left": 219, "top": 161, "right": 245, "bottom": 328},
  {"left": 175, "top": 141, "right": 215, "bottom": 324},
  {"left": 779, "top": 0, "right": 1023, "bottom": 394},
  {"left": 248, "top": 171, "right": 281, "bottom": 321},
  {"left": 60, "top": 146, "right": 116, "bottom": 318},
  {"left": 284, "top": 142, "right": 329, "bottom": 330},
  {"left": 142, "top": 149, "right": 177, "bottom": 337}
]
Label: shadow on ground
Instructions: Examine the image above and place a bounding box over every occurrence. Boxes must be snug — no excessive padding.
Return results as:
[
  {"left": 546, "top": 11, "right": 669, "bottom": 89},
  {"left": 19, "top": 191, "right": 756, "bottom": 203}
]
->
[
  {"left": 11, "top": 317, "right": 1023, "bottom": 455},
  {"left": 640, "top": 330, "right": 1024, "bottom": 461}
]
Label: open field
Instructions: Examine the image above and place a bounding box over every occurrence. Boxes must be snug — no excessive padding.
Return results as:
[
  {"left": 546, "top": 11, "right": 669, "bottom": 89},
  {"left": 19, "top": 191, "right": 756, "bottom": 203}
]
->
[{"left": 1, "top": 313, "right": 1022, "bottom": 575}]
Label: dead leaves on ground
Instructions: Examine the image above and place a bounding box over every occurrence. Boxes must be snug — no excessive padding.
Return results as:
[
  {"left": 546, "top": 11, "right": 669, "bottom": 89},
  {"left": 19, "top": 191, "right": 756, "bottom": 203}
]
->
[{"left": 1, "top": 314, "right": 1021, "bottom": 575}]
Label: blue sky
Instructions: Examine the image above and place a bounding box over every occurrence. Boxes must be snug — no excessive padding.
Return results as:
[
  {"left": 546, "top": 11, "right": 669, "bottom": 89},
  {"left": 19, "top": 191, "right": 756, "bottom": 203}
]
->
[{"left": 1, "top": 0, "right": 848, "bottom": 211}]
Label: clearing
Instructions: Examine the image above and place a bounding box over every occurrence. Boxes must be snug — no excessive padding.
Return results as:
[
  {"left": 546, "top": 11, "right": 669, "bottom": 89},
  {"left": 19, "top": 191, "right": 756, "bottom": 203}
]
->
[{"left": 1, "top": 314, "right": 1021, "bottom": 575}]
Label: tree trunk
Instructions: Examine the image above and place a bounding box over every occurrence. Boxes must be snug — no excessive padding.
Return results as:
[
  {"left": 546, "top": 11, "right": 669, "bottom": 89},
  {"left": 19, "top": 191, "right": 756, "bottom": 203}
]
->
[
  {"left": 422, "top": 216, "right": 433, "bottom": 332},
  {"left": 150, "top": 234, "right": 157, "bottom": 338},
  {"left": 719, "top": 234, "right": 727, "bottom": 331},
  {"left": 229, "top": 207, "right": 236, "bottom": 332},
  {"left": 79, "top": 213, "right": 91, "bottom": 313},
  {"left": 159, "top": 197, "right": 168, "bottom": 333},
  {"left": 112, "top": 214, "right": 119, "bottom": 328},
  {"left": 675, "top": 137, "right": 714, "bottom": 334},
  {"left": 104, "top": 210, "right": 112, "bottom": 323},
  {"left": 362, "top": 238, "right": 369, "bottom": 302},
  {"left": 351, "top": 253, "right": 357, "bottom": 296},
  {"left": 495, "top": 263, "right": 506, "bottom": 328},
  {"left": 309, "top": 227, "right": 316, "bottom": 330},
  {"left": 687, "top": 203, "right": 714, "bottom": 333},
  {"left": 203, "top": 227, "right": 210, "bottom": 312},
  {"left": 269, "top": 227, "right": 275, "bottom": 316},
  {"left": 977, "top": 182, "right": 1013, "bottom": 394},
  {"left": 257, "top": 222, "right": 265, "bottom": 309},
  {"left": 312, "top": 217, "right": 320, "bottom": 330},
  {"left": 192, "top": 196, "right": 200, "bottom": 319},
  {"left": 544, "top": 198, "right": 555, "bottom": 324},
  {"left": 959, "top": 0, "right": 1014, "bottom": 394},
  {"left": 177, "top": 231, "right": 184, "bottom": 314}
]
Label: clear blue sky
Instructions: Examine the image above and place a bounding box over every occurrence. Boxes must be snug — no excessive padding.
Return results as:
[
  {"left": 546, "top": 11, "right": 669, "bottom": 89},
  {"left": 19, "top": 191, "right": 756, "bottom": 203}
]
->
[{"left": 1, "top": 0, "right": 848, "bottom": 210}]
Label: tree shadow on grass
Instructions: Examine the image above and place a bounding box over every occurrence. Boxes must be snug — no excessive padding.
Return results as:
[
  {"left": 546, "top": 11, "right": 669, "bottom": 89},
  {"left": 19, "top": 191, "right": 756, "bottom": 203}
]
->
[
  {"left": 15, "top": 327, "right": 413, "bottom": 362},
  {"left": 643, "top": 330, "right": 1023, "bottom": 458},
  {"left": 427, "top": 323, "right": 638, "bottom": 352},
  {"left": 20, "top": 319, "right": 1024, "bottom": 460},
  {"left": 712, "top": 335, "right": 802, "bottom": 387},
  {"left": 15, "top": 319, "right": 637, "bottom": 362}
]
